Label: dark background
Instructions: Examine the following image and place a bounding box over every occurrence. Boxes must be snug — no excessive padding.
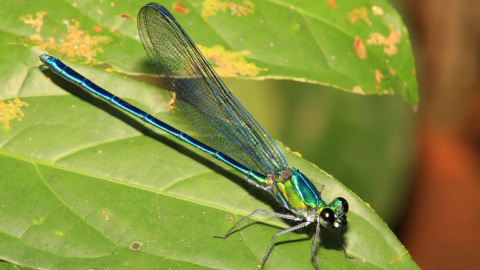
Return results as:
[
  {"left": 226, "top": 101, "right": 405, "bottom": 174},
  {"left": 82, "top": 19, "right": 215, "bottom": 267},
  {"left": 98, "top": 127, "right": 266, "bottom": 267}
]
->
[{"left": 399, "top": 1, "right": 480, "bottom": 269}]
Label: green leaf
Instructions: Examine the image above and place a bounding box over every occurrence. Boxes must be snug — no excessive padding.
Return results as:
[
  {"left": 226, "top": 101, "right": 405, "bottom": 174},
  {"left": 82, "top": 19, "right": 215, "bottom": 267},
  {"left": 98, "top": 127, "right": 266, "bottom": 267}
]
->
[
  {"left": 0, "top": 0, "right": 417, "bottom": 106},
  {"left": 0, "top": 44, "right": 418, "bottom": 269},
  {"left": 0, "top": 0, "right": 418, "bottom": 269}
]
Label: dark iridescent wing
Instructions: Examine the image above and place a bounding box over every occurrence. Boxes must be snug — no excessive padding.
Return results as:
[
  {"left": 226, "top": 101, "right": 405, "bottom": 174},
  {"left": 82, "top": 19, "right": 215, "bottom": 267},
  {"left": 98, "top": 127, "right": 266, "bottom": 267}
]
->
[{"left": 137, "top": 3, "right": 288, "bottom": 175}]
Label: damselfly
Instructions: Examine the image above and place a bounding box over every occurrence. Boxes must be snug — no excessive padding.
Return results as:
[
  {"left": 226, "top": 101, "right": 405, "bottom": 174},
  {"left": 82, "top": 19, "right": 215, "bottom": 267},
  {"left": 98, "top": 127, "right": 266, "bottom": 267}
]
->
[{"left": 39, "top": 3, "right": 350, "bottom": 269}]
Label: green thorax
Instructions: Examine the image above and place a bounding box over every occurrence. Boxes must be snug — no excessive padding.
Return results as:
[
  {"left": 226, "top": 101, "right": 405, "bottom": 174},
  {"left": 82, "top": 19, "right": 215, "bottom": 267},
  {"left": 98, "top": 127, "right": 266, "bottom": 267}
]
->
[{"left": 266, "top": 168, "right": 326, "bottom": 217}]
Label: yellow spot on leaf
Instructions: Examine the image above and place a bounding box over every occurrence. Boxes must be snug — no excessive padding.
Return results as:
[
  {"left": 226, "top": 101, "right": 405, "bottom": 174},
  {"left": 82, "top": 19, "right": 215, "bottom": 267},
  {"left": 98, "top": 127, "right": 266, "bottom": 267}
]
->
[
  {"left": 352, "top": 86, "right": 364, "bottom": 94},
  {"left": 198, "top": 44, "right": 266, "bottom": 77},
  {"left": 0, "top": 98, "right": 29, "bottom": 130},
  {"left": 366, "top": 28, "right": 402, "bottom": 56},
  {"left": 23, "top": 12, "right": 112, "bottom": 63},
  {"left": 353, "top": 36, "right": 367, "bottom": 60},
  {"left": 292, "top": 151, "right": 302, "bottom": 158},
  {"left": 389, "top": 67, "right": 397, "bottom": 76},
  {"left": 55, "top": 231, "right": 64, "bottom": 236},
  {"left": 102, "top": 210, "right": 110, "bottom": 221},
  {"left": 22, "top": 11, "right": 46, "bottom": 33},
  {"left": 372, "top": 6, "right": 384, "bottom": 16},
  {"left": 347, "top": 7, "right": 371, "bottom": 25},
  {"left": 202, "top": 0, "right": 254, "bottom": 20},
  {"left": 375, "top": 69, "right": 384, "bottom": 84},
  {"left": 169, "top": 92, "right": 177, "bottom": 111}
]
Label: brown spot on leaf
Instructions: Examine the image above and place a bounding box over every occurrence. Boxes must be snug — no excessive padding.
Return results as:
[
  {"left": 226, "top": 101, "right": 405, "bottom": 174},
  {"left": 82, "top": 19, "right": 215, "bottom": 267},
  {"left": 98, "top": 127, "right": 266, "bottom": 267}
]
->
[
  {"left": 102, "top": 210, "right": 110, "bottom": 221},
  {"left": 375, "top": 69, "right": 384, "bottom": 84},
  {"left": 327, "top": 0, "right": 336, "bottom": 8},
  {"left": 130, "top": 241, "right": 143, "bottom": 250},
  {"left": 93, "top": 25, "right": 102, "bottom": 32},
  {"left": 389, "top": 251, "right": 409, "bottom": 264},
  {"left": 353, "top": 36, "right": 367, "bottom": 60},
  {"left": 116, "top": 13, "right": 136, "bottom": 21},
  {"left": 172, "top": 2, "right": 189, "bottom": 14}
]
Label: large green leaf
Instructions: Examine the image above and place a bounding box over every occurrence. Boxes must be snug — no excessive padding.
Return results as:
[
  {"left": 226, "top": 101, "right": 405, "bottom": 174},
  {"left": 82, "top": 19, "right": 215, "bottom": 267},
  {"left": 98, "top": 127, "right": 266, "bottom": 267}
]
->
[
  {"left": 0, "top": 45, "right": 417, "bottom": 269},
  {"left": 0, "top": 0, "right": 417, "bottom": 106},
  {"left": 0, "top": 0, "right": 417, "bottom": 269}
]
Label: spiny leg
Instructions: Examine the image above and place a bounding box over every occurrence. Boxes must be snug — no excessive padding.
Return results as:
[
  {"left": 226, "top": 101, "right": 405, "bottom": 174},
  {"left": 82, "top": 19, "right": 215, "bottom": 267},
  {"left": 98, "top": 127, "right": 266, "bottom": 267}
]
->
[
  {"left": 311, "top": 221, "right": 321, "bottom": 270},
  {"left": 337, "top": 232, "right": 354, "bottom": 259},
  {"left": 260, "top": 221, "right": 312, "bottom": 269},
  {"left": 214, "top": 209, "right": 301, "bottom": 239}
]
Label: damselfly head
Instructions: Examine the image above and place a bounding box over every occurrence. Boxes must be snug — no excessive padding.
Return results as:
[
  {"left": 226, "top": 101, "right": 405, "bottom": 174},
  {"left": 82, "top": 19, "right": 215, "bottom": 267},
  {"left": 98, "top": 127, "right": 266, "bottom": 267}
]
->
[{"left": 317, "top": 197, "right": 349, "bottom": 230}]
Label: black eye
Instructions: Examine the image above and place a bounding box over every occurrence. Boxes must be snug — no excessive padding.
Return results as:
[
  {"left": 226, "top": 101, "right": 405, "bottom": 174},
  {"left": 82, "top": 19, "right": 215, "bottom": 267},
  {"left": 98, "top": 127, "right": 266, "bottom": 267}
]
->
[
  {"left": 320, "top": 208, "right": 335, "bottom": 228},
  {"left": 337, "top": 197, "right": 349, "bottom": 214}
]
